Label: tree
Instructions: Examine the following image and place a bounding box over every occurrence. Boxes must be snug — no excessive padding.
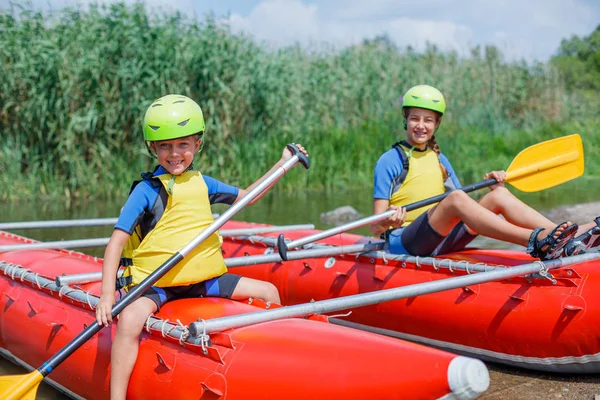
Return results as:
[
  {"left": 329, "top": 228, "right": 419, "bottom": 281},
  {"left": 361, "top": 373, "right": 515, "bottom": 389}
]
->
[{"left": 551, "top": 25, "right": 600, "bottom": 91}]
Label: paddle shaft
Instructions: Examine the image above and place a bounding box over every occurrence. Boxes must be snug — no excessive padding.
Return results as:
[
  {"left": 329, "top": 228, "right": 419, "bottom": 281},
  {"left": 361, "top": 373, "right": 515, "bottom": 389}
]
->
[
  {"left": 280, "top": 178, "right": 497, "bottom": 256},
  {"left": 189, "top": 252, "right": 600, "bottom": 335},
  {"left": 36, "top": 150, "right": 306, "bottom": 377}
]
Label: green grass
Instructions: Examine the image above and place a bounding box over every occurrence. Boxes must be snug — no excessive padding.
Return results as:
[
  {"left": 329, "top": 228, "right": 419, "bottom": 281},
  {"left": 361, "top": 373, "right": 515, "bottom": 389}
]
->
[{"left": 0, "top": 2, "right": 598, "bottom": 201}]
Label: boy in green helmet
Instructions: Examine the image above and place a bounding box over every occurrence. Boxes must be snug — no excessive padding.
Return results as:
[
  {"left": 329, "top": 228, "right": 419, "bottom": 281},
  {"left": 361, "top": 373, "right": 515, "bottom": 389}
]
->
[
  {"left": 96, "top": 94, "right": 308, "bottom": 400},
  {"left": 369, "top": 84, "right": 600, "bottom": 260}
]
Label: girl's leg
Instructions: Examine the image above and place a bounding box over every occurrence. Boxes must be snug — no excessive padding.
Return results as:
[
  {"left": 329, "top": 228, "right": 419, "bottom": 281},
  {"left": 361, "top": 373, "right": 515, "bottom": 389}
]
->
[
  {"left": 231, "top": 277, "right": 280, "bottom": 304},
  {"left": 478, "top": 187, "right": 597, "bottom": 237},
  {"left": 110, "top": 297, "right": 157, "bottom": 400},
  {"left": 574, "top": 221, "right": 597, "bottom": 236},
  {"left": 428, "top": 190, "right": 558, "bottom": 246},
  {"left": 477, "top": 187, "right": 556, "bottom": 230}
]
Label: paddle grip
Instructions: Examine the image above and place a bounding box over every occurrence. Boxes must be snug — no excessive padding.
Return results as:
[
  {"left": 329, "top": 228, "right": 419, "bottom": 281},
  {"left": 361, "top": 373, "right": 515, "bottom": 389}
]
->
[
  {"left": 277, "top": 234, "right": 289, "bottom": 261},
  {"left": 286, "top": 143, "right": 310, "bottom": 169}
]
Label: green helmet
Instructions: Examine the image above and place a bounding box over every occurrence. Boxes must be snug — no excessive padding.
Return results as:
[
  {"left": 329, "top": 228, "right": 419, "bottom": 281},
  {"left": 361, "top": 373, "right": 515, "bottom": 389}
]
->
[
  {"left": 142, "top": 94, "right": 206, "bottom": 141},
  {"left": 401, "top": 85, "right": 446, "bottom": 115}
]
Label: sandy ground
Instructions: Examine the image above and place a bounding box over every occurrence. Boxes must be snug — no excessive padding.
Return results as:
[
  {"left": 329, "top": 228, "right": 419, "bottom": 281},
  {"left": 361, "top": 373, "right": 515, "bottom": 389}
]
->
[
  {"left": 482, "top": 363, "right": 600, "bottom": 400},
  {"left": 541, "top": 202, "right": 600, "bottom": 227}
]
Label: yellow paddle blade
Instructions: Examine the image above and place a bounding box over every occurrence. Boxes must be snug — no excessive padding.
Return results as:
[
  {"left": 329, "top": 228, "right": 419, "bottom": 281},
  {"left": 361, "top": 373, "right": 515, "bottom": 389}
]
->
[
  {"left": 0, "top": 370, "right": 42, "bottom": 400},
  {"left": 506, "top": 134, "right": 584, "bottom": 192}
]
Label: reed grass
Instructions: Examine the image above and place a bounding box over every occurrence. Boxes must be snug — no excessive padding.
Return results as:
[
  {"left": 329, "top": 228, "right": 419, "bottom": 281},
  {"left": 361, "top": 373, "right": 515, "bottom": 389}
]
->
[{"left": 0, "top": 2, "right": 596, "bottom": 201}]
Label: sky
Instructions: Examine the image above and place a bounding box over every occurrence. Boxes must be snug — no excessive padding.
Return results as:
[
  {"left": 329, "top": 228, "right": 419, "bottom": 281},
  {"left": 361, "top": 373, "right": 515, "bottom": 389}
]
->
[{"left": 4, "top": 0, "right": 600, "bottom": 62}]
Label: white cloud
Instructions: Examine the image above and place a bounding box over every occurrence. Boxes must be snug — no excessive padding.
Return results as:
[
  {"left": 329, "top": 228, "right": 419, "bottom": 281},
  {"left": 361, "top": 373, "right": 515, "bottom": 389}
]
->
[
  {"left": 229, "top": 0, "right": 320, "bottom": 47},
  {"left": 4, "top": 0, "right": 598, "bottom": 61},
  {"left": 227, "top": 0, "right": 599, "bottom": 61},
  {"left": 228, "top": 0, "right": 474, "bottom": 54}
]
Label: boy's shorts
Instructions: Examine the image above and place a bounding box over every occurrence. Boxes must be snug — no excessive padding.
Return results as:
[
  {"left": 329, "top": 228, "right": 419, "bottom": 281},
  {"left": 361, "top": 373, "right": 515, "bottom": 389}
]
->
[
  {"left": 388, "top": 211, "right": 477, "bottom": 256},
  {"left": 142, "top": 273, "right": 242, "bottom": 311}
]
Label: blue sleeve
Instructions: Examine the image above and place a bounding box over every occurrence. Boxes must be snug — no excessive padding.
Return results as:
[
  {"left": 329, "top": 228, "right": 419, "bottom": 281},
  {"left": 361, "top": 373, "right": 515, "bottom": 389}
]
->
[
  {"left": 203, "top": 175, "right": 239, "bottom": 205},
  {"left": 114, "top": 182, "right": 158, "bottom": 234},
  {"left": 373, "top": 149, "right": 403, "bottom": 200},
  {"left": 440, "top": 153, "right": 462, "bottom": 190}
]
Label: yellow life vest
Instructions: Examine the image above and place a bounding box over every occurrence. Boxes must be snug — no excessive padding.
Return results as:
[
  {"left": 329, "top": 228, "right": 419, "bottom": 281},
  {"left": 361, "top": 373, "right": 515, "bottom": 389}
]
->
[
  {"left": 389, "top": 144, "right": 445, "bottom": 226},
  {"left": 123, "top": 170, "right": 227, "bottom": 288}
]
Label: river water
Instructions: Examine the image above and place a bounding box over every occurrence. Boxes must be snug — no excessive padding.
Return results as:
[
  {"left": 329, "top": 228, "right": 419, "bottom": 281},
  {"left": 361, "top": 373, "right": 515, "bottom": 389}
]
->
[{"left": 1, "top": 180, "right": 598, "bottom": 399}]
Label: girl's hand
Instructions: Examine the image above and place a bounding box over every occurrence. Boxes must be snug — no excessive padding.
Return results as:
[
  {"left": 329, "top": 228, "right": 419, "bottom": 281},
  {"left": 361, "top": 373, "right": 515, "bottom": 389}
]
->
[
  {"left": 386, "top": 206, "right": 406, "bottom": 229},
  {"left": 282, "top": 143, "right": 309, "bottom": 162},
  {"left": 484, "top": 170, "right": 506, "bottom": 190},
  {"left": 96, "top": 292, "right": 116, "bottom": 327}
]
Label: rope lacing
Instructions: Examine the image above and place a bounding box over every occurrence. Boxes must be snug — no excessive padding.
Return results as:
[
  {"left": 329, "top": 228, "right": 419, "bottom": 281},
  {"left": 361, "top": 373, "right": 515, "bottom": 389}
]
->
[
  {"left": 196, "top": 319, "right": 210, "bottom": 355},
  {"left": 85, "top": 290, "right": 95, "bottom": 310},
  {"left": 33, "top": 273, "right": 42, "bottom": 289},
  {"left": 175, "top": 320, "right": 189, "bottom": 345},
  {"left": 431, "top": 258, "right": 439, "bottom": 272},
  {"left": 1, "top": 262, "right": 15, "bottom": 277},
  {"left": 456, "top": 260, "right": 469, "bottom": 273},
  {"left": 58, "top": 285, "right": 72, "bottom": 299},
  {"left": 145, "top": 315, "right": 153, "bottom": 333},
  {"left": 10, "top": 264, "right": 19, "bottom": 280},
  {"left": 472, "top": 262, "right": 487, "bottom": 274},
  {"left": 160, "top": 319, "right": 171, "bottom": 337},
  {"left": 18, "top": 267, "right": 29, "bottom": 282}
]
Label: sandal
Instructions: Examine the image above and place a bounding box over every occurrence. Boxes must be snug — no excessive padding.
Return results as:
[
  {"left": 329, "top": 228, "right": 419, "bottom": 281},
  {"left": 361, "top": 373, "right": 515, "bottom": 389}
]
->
[
  {"left": 563, "top": 217, "right": 600, "bottom": 256},
  {"left": 526, "top": 222, "right": 579, "bottom": 260}
]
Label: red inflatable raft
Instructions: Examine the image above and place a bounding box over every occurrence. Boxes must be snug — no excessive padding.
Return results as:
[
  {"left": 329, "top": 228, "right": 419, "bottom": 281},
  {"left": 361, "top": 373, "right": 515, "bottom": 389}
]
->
[
  {"left": 219, "top": 221, "right": 600, "bottom": 374},
  {"left": 0, "top": 229, "right": 490, "bottom": 400}
]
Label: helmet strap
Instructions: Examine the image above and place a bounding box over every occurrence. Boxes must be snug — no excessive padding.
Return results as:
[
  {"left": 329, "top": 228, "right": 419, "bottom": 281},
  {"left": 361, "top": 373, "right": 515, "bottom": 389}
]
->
[
  {"left": 145, "top": 141, "right": 158, "bottom": 159},
  {"left": 196, "top": 132, "right": 205, "bottom": 155}
]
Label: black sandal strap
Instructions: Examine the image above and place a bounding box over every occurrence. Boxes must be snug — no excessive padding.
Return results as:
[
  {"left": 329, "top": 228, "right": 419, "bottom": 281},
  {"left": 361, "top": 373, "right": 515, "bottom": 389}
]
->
[{"left": 526, "top": 227, "right": 545, "bottom": 258}]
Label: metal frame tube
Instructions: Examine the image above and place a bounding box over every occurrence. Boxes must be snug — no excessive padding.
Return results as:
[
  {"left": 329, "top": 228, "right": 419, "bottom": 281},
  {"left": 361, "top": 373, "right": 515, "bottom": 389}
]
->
[
  {"left": 0, "top": 225, "right": 315, "bottom": 253},
  {"left": 0, "top": 218, "right": 118, "bottom": 230},
  {"left": 188, "top": 253, "right": 600, "bottom": 336}
]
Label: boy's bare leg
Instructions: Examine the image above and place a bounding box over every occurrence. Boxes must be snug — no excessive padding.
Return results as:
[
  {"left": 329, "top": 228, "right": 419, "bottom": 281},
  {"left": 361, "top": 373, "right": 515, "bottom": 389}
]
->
[
  {"left": 110, "top": 297, "right": 157, "bottom": 400},
  {"left": 232, "top": 277, "right": 280, "bottom": 304}
]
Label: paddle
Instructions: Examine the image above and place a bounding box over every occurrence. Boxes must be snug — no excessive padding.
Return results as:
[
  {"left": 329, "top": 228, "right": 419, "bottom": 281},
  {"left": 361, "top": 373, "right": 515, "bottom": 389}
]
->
[
  {"left": 277, "top": 134, "right": 584, "bottom": 260},
  {"left": 0, "top": 143, "right": 309, "bottom": 400}
]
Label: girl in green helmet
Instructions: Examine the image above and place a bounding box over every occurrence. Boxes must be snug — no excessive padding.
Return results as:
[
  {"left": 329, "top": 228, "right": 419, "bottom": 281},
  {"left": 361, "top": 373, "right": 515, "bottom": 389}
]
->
[
  {"left": 96, "top": 94, "right": 308, "bottom": 400},
  {"left": 370, "top": 84, "right": 599, "bottom": 260}
]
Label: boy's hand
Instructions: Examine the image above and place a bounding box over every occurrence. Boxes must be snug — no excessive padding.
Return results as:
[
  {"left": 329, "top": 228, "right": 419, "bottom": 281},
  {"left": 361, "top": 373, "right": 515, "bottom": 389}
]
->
[
  {"left": 484, "top": 170, "right": 506, "bottom": 190},
  {"left": 96, "top": 293, "right": 116, "bottom": 327},
  {"left": 282, "top": 143, "right": 308, "bottom": 161}
]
